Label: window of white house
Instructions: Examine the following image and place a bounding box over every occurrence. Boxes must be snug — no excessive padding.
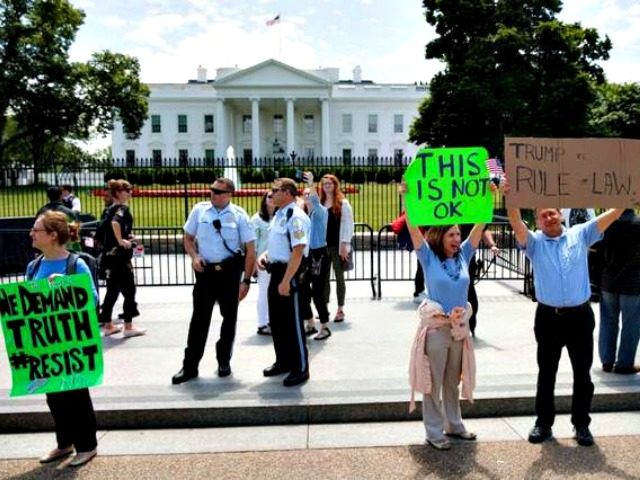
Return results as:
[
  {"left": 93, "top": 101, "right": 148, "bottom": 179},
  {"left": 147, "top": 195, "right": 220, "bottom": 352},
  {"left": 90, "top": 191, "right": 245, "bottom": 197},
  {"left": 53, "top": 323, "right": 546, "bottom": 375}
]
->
[
  {"left": 273, "top": 114, "right": 284, "bottom": 137},
  {"left": 125, "top": 149, "right": 135, "bottom": 167},
  {"left": 151, "top": 115, "right": 161, "bottom": 133},
  {"left": 394, "top": 148, "right": 405, "bottom": 165},
  {"left": 243, "top": 149, "right": 253, "bottom": 166},
  {"left": 394, "top": 114, "right": 403, "bottom": 133},
  {"left": 204, "top": 114, "right": 214, "bottom": 133},
  {"left": 242, "top": 115, "right": 252, "bottom": 134},
  {"left": 305, "top": 147, "right": 315, "bottom": 159},
  {"left": 342, "top": 148, "right": 352, "bottom": 165},
  {"left": 303, "top": 114, "right": 315, "bottom": 135},
  {"left": 368, "top": 148, "right": 378, "bottom": 165},
  {"left": 368, "top": 114, "right": 378, "bottom": 133},
  {"left": 205, "top": 149, "right": 215, "bottom": 166},
  {"left": 179, "top": 149, "right": 189, "bottom": 166},
  {"left": 178, "top": 115, "right": 188, "bottom": 133},
  {"left": 152, "top": 149, "right": 162, "bottom": 167},
  {"left": 342, "top": 114, "right": 352, "bottom": 134}
]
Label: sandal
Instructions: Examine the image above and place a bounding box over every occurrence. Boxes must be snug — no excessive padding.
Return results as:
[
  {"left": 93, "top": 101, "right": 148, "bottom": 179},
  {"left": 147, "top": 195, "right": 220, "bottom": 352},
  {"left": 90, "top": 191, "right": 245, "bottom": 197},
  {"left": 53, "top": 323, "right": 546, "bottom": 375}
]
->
[
  {"left": 305, "top": 326, "right": 318, "bottom": 336},
  {"left": 446, "top": 431, "right": 477, "bottom": 441},
  {"left": 257, "top": 325, "right": 272, "bottom": 335},
  {"left": 314, "top": 328, "right": 332, "bottom": 341},
  {"left": 102, "top": 324, "right": 123, "bottom": 336},
  {"left": 333, "top": 312, "right": 345, "bottom": 323},
  {"left": 427, "top": 438, "right": 451, "bottom": 450}
]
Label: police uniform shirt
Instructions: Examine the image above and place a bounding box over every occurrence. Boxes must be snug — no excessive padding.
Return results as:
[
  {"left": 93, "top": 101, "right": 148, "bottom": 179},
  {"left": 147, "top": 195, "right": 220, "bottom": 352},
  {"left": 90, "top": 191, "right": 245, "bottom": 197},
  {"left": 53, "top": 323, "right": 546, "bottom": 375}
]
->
[
  {"left": 267, "top": 201, "right": 310, "bottom": 263},
  {"left": 103, "top": 203, "right": 133, "bottom": 250},
  {"left": 184, "top": 201, "right": 255, "bottom": 263}
]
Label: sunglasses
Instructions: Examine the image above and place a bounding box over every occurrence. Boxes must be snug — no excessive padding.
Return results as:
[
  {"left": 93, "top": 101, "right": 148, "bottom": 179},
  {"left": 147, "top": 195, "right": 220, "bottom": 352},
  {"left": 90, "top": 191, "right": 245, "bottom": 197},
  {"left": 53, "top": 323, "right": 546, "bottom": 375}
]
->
[
  {"left": 210, "top": 188, "right": 230, "bottom": 195},
  {"left": 271, "top": 187, "right": 286, "bottom": 193}
]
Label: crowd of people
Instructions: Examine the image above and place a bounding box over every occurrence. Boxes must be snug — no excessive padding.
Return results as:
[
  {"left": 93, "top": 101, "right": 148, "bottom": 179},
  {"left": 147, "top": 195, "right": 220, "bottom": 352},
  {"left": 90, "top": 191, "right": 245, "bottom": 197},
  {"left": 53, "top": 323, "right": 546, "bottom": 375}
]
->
[{"left": 23, "top": 173, "right": 639, "bottom": 466}]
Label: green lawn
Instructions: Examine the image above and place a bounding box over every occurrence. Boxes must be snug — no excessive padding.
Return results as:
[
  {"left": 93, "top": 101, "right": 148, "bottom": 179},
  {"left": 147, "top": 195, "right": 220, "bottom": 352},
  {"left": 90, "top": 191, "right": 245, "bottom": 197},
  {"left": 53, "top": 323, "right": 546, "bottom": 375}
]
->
[{"left": 0, "top": 183, "right": 404, "bottom": 231}]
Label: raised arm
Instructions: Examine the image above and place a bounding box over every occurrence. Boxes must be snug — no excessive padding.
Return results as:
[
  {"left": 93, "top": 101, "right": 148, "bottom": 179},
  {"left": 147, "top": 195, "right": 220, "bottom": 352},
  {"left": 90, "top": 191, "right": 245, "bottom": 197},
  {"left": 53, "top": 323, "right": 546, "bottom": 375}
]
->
[
  {"left": 507, "top": 208, "right": 529, "bottom": 247},
  {"left": 467, "top": 224, "right": 485, "bottom": 249},
  {"left": 503, "top": 178, "right": 530, "bottom": 247},
  {"left": 398, "top": 180, "right": 426, "bottom": 251},
  {"left": 595, "top": 208, "right": 625, "bottom": 233}
]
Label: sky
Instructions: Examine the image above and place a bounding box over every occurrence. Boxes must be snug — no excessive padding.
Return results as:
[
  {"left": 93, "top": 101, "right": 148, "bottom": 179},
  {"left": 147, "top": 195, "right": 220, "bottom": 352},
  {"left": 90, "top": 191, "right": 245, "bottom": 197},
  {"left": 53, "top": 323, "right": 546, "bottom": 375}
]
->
[{"left": 67, "top": 0, "right": 640, "bottom": 149}]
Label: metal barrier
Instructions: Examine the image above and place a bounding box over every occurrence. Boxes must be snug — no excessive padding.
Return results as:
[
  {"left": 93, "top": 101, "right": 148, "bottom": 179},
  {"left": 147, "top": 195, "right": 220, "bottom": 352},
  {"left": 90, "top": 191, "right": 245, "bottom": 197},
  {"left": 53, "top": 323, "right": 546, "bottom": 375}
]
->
[
  {"left": 1, "top": 223, "right": 378, "bottom": 298},
  {"left": 1, "top": 219, "right": 531, "bottom": 302},
  {"left": 376, "top": 217, "right": 533, "bottom": 299}
]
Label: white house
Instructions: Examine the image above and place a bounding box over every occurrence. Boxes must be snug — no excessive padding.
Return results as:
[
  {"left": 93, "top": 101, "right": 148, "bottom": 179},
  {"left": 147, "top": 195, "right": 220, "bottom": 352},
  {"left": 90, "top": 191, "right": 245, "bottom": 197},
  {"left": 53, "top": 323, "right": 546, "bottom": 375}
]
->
[{"left": 111, "top": 59, "right": 427, "bottom": 166}]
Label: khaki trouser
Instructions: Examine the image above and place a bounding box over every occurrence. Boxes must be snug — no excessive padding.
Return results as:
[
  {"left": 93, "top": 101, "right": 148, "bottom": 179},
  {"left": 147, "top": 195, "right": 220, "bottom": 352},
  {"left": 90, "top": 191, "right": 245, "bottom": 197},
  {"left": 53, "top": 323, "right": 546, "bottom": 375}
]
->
[{"left": 421, "top": 326, "right": 466, "bottom": 441}]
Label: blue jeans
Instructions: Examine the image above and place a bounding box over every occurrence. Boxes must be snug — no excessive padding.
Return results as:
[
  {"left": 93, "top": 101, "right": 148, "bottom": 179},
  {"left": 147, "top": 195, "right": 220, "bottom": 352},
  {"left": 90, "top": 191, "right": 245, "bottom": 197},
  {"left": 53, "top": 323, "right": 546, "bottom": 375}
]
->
[{"left": 599, "top": 291, "right": 640, "bottom": 368}]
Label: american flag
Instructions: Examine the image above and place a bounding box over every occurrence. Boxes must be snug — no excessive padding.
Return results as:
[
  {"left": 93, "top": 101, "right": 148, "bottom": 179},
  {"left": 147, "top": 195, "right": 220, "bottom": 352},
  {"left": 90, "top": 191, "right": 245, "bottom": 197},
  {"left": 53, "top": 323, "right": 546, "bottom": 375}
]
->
[
  {"left": 486, "top": 158, "right": 504, "bottom": 176},
  {"left": 266, "top": 14, "right": 280, "bottom": 26}
]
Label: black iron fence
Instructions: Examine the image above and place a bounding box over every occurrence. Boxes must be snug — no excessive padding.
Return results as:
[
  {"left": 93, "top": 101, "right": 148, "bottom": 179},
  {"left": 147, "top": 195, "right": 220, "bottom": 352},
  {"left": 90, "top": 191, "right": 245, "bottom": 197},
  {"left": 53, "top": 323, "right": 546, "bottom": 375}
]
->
[
  {"left": 1, "top": 159, "right": 528, "bottom": 296},
  {"left": 375, "top": 216, "right": 532, "bottom": 298}
]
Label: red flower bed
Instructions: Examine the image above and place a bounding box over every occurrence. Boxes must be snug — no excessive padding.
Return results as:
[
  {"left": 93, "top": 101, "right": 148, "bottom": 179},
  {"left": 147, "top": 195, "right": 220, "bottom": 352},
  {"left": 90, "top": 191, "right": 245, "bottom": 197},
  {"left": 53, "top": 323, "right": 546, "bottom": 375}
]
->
[{"left": 92, "top": 185, "right": 359, "bottom": 198}]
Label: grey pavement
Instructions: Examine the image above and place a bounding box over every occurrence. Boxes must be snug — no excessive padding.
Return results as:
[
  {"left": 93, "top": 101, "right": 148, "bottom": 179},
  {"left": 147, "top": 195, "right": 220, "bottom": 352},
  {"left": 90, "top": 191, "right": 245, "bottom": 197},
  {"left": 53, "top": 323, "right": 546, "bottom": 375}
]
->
[
  {"left": 0, "top": 279, "right": 639, "bottom": 428},
  {"left": 1, "top": 279, "right": 640, "bottom": 477}
]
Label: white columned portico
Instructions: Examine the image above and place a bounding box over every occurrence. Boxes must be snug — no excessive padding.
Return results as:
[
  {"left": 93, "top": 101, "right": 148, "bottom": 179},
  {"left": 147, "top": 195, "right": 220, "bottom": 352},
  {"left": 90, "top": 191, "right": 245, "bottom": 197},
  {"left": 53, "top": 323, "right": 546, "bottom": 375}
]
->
[
  {"left": 216, "top": 99, "right": 226, "bottom": 155},
  {"left": 321, "top": 98, "right": 330, "bottom": 158},
  {"left": 286, "top": 97, "right": 295, "bottom": 156},
  {"left": 251, "top": 97, "right": 261, "bottom": 160}
]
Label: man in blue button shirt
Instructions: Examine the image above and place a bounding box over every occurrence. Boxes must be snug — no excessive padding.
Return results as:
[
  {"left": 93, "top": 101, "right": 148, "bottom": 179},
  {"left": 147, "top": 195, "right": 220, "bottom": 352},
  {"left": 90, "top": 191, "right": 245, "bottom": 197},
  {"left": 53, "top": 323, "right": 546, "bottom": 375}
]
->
[
  {"left": 172, "top": 178, "right": 256, "bottom": 384},
  {"left": 507, "top": 204, "right": 623, "bottom": 447}
]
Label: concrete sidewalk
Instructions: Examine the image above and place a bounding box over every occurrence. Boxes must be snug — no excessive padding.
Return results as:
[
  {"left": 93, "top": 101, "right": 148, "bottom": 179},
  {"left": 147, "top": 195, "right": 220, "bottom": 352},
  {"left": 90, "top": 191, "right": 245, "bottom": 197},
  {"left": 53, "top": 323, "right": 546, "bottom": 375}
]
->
[{"left": 0, "top": 279, "right": 638, "bottom": 431}]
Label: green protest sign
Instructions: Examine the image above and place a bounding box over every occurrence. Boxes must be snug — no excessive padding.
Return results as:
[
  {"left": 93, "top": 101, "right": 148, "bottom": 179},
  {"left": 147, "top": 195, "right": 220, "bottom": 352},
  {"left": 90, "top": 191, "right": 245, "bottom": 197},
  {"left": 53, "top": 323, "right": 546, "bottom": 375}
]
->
[
  {"left": 404, "top": 146, "right": 494, "bottom": 226},
  {"left": 0, "top": 273, "right": 103, "bottom": 396}
]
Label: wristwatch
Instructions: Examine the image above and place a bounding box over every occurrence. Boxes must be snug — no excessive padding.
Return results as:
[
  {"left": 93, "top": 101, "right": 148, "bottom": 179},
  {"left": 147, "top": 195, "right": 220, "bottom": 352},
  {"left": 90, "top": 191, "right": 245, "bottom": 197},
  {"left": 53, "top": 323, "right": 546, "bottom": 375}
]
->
[{"left": 242, "top": 277, "right": 252, "bottom": 285}]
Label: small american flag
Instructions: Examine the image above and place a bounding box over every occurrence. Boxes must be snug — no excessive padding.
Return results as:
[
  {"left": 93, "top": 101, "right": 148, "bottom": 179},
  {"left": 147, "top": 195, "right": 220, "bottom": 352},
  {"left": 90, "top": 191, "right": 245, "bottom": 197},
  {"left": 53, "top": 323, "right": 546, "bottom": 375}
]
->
[
  {"left": 486, "top": 158, "right": 504, "bottom": 176},
  {"left": 266, "top": 14, "right": 280, "bottom": 26}
]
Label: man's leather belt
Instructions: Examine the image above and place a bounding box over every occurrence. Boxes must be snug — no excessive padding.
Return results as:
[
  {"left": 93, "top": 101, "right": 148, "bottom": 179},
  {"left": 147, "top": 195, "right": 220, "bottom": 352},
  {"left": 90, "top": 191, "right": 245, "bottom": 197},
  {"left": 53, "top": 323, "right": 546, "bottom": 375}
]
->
[{"left": 538, "top": 301, "right": 589, "bottom": 315}]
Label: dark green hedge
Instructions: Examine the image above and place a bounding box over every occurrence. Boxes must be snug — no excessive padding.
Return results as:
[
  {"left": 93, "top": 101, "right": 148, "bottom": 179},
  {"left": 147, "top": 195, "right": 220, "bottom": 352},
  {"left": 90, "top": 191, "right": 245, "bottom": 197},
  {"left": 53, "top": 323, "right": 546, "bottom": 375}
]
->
[{"left": 103, "top": 166, "right": 401, "bottom": 186}]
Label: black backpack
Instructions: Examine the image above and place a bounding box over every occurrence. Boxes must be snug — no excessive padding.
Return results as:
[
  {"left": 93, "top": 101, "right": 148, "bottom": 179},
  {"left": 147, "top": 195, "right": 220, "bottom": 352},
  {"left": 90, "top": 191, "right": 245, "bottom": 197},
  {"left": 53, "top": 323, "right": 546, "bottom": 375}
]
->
[{"left": 27, "top": 251, "right": 99, "bottom": 292}]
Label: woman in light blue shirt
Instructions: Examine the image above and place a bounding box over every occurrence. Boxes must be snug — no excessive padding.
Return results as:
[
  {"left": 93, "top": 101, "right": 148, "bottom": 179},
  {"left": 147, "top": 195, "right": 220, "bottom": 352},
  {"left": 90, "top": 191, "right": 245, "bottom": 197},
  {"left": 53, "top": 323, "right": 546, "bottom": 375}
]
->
[
  {"left": 26, "top": 211, "right": 99, "bottom": 467},
  {"left": 401, "top": 182, "right": 486, "bottom": 451},
  {"left": 250, "top": 192, "right": 275, "bottom": 335}
]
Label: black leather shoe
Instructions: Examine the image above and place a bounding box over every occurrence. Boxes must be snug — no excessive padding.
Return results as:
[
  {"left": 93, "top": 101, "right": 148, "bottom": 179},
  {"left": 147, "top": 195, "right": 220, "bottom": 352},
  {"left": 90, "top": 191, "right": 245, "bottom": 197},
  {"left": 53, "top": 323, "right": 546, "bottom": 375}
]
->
[
  {"left": 218, "top": 364, "right": 231, "bottom": 377},
  {"left": 528, "top": 425, "right": 552, "bottom": 444},
  {"left": 602, "top": 363, "right": 613, "bottom": 373},
  {"left": 613, "top": 365, "right": 640, "bottom": 374},
  {"left": 263, "top": 363, "right": 290, "bottom": 377},
  {"left": 283, "top": 370, "right": 309, "bottom": 387},
  {"left": 172, "top": 368, "right": 198, "bottom": 385},
  {"left": 574, "top": 426, "right": 594, "bottom": 446}
]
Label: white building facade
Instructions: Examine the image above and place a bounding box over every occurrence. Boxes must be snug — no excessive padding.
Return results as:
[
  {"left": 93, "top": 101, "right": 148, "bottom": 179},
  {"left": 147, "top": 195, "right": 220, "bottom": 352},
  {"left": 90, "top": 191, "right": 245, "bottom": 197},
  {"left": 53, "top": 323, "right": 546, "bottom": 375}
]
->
[{"left": 111, "top": 59, "right": 427, "bottom": 166}]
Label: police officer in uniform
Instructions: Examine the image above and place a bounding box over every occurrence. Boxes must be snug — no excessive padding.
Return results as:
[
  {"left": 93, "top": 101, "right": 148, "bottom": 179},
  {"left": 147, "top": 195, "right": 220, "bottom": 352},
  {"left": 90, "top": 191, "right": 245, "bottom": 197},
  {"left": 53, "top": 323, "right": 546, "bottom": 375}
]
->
[
  {"left": 172, "top": 178, "right": 256, "bottom": 384},
  {"left": 258, "top": 178, "right": 311, "bottom": 387}
]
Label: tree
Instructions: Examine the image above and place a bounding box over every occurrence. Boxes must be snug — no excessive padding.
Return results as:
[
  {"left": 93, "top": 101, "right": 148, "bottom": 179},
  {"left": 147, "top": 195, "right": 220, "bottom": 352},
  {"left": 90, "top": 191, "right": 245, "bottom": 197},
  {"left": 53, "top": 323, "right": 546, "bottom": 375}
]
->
[
  {"left": 0, "top": 0, "right": 149, "bottom": 170},
  {"left": 409, "top": 0, "right": 612, "bottom": 157},
  {"left": 588, "top": 83, "right": 640, "bottom": 138}
]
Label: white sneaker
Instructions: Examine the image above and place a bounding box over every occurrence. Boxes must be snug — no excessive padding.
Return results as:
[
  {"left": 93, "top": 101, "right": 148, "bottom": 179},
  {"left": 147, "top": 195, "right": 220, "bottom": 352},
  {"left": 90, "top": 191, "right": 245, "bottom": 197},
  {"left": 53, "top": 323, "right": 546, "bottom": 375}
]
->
[
  {"left": 412, "top": 292, "right": 426, "bottom": 304},
  {"left": 123, "top": 327, "right": 147, "bottom": 338},
  {"left": 68, "top": 448, "right": 97, "bottom": 467}
]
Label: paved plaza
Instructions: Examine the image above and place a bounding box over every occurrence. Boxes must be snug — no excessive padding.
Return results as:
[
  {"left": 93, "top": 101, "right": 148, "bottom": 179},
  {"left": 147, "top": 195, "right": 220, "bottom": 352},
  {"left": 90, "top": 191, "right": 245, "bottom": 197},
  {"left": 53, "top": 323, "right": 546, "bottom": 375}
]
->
[{"left": 0, "top": 279, "right": 638, "bottom": 478}]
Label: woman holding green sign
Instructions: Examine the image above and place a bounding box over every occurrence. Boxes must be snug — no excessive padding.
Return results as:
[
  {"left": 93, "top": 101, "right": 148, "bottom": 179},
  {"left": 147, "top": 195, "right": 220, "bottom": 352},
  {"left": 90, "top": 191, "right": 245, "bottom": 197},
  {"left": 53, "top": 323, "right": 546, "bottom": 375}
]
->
[
  {"left": 402, "top": 181, "right": 491, "bottom": 451},
  {"left": 27, "top": 211, "right": 99, "bottom": 467}
]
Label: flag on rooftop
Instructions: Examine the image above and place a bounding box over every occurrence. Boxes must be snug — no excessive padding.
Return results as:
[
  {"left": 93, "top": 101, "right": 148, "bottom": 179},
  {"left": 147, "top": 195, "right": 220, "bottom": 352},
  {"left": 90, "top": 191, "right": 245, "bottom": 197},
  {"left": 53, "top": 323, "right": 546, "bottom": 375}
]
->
[{"left": 266, "top": 14, "right": 280, "bottom": 26}]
